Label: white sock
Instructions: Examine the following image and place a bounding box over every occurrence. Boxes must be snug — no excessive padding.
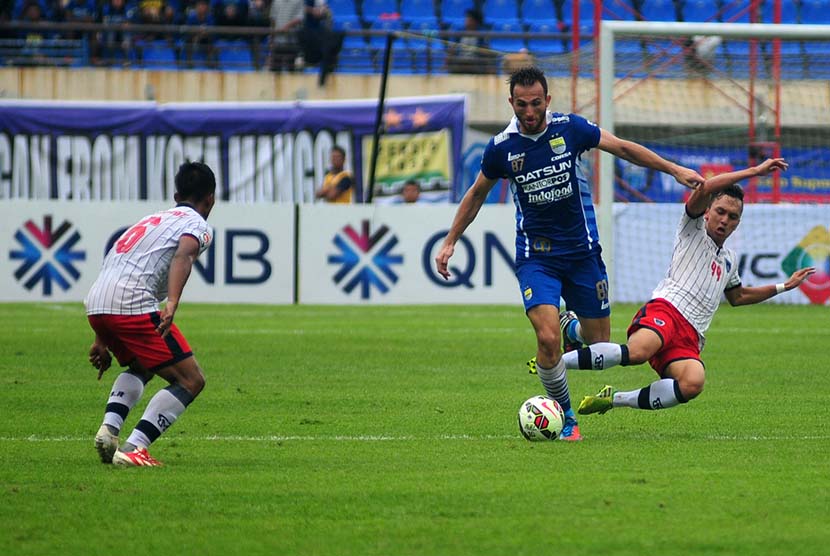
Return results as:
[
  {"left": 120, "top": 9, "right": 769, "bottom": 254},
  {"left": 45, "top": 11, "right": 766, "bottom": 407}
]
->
[
  {"left": 125, "top": 385, "right": 194, "bottom": 450},
  {"left": 562, "top": 343, "right": 629, "bottom": 370},
  {"left": 102, "top": 371, "right": 146, "bottom": 434},
  {"left": 613, "top": 378, "right": 685, "bottom": 410},
  {"left": 535, "top": 359, "right": 572, "bottom": 412}
]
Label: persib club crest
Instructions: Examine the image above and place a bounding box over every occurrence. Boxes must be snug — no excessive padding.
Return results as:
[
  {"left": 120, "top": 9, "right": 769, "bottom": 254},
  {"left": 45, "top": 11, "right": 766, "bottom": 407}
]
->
[{"left": 549, "top": 136, "right": 566, "bottom": 155}]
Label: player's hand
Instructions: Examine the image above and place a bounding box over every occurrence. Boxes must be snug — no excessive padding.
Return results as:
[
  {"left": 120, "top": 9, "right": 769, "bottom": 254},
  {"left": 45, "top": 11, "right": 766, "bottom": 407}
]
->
[
  {"left": 89, "top": 342, "right": 112, "bottom": 380},
  {"left": 784, "top": 267, "right": 816, "bottom": 291},
  {"left": 156, "top": 301, "right": 178, "bottom": 338},
  {"left": 755, "top": 158, "right": 788, "bottom": 176},
  {"left": 435, "top": 242, "right": 455, "bottom": 280},
  {"left": 673, "top": 165, "right": 705, "bottom": 190}
]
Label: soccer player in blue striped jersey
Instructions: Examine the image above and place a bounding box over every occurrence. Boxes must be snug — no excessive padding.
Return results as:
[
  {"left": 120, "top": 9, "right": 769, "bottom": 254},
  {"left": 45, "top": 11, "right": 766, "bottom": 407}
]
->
[{"left": 435, "top": 66, "right": 704, "bottom": 441}]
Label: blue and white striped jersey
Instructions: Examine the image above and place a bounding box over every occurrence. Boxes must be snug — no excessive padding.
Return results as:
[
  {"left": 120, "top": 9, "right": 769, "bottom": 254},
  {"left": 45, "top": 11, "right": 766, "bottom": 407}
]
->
[{"left": 480, "top": 111, "right": 601, "bottom": 260}]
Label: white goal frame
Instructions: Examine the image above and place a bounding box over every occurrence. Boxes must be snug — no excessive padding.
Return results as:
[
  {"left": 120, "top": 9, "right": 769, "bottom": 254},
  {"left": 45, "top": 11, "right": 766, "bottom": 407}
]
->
[{"left": 597, "top": 20, "right": 830, "bottom": 292}]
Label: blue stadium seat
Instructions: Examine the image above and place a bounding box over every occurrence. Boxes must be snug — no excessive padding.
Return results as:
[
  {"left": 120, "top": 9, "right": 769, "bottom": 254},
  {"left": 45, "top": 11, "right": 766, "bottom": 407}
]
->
[
  {"left": 520, "top": 0, "right": 558, "bottom": 24},
  {"left": 638, "top": 0, "right": 677, "bottom": 21},
  {"left": 489, "top": 20, "right": 526, "bottom": 53},
  {"left": 799, "top": 0, "right": 830, "bottom": 24},
  {"left": 216, "top": 40, "right": 253, "bottom": 71},
  {"left": 368, "top": 18, "right": 404, "bottom": 49},
  {"left": 441, "top": 0, "right": 470, "bottom": 23},
  {"left": 526, "top": 21, "right": 567, "bottom": 55},
  {"left": 399, "top": 0, "right": 436, "bottom": 23},
  {"left": 680, "top": 0, "right": 718, "bottom": 22},
  {"left": 406, "top": 19, "right": 442, "bottom": 49},
  {"left": 335, "top": 15, "right": 367, "bottom": 49},
  {"left": 482, "top": 0, "right": 519, "bottom": 22},
  {"left": 773, "top": 1, "right": 800, "bottom": 23},
  {"left": 139, "top": 41, "right": 178, "bottom": 69},
  {"left": 361, "top": 0, "right": 399, "bottom": 19},
  {"left": 328, "top": 0, "right": 358, "bottom": 18},
  {"left": 599, "top": 0, "right": 638, "bottom": 21}
]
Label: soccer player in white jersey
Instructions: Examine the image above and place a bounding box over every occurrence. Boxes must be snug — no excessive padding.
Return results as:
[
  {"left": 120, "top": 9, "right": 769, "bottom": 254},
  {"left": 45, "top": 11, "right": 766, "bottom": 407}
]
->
[
  {"left": 85, "top": 161, "right": 216, "bottom": 467},
  {"left": 434, "top": 66, "right": 704, "bottom": 440},
  {"left": 565, "top": 158, "right": 815, "bottom": 414}
]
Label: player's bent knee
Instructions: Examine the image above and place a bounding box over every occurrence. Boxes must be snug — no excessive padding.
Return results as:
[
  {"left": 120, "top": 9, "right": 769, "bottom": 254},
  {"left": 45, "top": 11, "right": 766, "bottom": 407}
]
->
[{"left": 678, "top": 377, "right": 704, "bottom": 401}]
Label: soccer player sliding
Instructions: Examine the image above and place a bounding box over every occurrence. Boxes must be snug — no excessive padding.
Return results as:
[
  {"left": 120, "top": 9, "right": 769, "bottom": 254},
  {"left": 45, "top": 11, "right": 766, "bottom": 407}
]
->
[{"left": 559, "top": 158, "right": 815, "bottom": 414}]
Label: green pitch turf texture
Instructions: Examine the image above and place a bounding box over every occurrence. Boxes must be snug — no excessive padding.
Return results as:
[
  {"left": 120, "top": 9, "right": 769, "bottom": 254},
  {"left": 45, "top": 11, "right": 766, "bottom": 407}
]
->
[{"left": 1, "top": 302, "right": 828, "bottom": 556}]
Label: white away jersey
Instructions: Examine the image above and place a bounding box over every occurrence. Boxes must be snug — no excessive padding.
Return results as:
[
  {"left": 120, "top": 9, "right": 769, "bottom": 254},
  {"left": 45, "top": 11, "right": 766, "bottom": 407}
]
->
[
  {"left": 85, "top": 205, "right": 213, "bottom": 315},
  {"left": 652, "top": 210, "right": 741, "bottom": 338}
]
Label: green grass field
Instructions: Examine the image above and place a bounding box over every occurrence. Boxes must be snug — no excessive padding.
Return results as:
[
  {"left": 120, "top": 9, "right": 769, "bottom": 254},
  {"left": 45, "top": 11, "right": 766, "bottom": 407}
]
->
[{"left": 1, "top": 302, "right": 828, "bottom": 556}]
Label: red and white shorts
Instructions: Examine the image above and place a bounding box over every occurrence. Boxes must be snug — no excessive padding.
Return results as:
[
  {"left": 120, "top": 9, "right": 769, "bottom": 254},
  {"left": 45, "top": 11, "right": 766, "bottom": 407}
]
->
[
  {"left": 88, "top": 313, "right": 193, "bottom": 372},
  {"left": 627, "top": 298, "right": 702, "bottom": 376}
]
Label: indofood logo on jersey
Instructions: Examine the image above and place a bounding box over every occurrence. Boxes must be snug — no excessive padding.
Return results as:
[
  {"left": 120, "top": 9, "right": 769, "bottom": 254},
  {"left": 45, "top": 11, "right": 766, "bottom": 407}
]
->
[
  {"left": 9, "top": 215, "right": 86, "bottom": 295},
  {"left": 328, "top": 220, "right": 403, "bottom": 299},
  {"left": 782, "top": 225, "right": 830, "bottom": 304}
]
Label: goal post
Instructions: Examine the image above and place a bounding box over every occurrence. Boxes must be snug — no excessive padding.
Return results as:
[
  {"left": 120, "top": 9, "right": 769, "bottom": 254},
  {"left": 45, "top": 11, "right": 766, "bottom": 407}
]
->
[{"left": 597, "top": 21, "right": 830, "bottom": 303}]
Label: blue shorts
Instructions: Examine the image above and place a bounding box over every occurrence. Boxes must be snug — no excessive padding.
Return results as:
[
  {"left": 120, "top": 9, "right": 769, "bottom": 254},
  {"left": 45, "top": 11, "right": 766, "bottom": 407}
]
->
[{"left": 515, "top": 253, "right": 610, "bottom": 318}]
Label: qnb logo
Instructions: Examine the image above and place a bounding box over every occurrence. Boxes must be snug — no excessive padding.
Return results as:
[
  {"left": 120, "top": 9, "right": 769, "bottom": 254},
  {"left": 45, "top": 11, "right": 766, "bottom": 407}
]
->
[
  {"left": 782, "top": 225, "right": 830, "bottom": 305},
  {"left": 9, "top": 215, "right": 86, "bottom": 295},
  {"left": 328, "top": 220, "right": 404, "bottom": 299}
]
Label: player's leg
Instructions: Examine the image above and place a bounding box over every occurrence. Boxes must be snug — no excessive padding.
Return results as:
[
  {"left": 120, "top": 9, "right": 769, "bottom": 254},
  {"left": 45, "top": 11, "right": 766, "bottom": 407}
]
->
[
  {"left": 526, "top": 304, "right": 581, "bottom": 441},
  {"left": 115, "top": 355, "right": 205, "bottom": 466},
  {"left": 562, "top": 326, "right": 661, "bottom": 370},
  {"left": 88, "top": 315, "right": 154, "bottom": 463},
  {"left": 96, "top": 363, "right": 154, "bottom": 463},
  {"left": 109, "top": 315, "right": 202, "bottom": 466},
  {"left": 603, "top": 359, "right": 704, "bottom": 411}
]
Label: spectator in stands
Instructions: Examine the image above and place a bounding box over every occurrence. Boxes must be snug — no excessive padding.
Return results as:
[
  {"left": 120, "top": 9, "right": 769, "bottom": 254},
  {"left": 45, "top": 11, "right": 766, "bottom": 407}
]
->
[
  {"left": 447, "top": 8, "right": 494, "bottom": 75},
  {"left": 401, "top": 179, "right": 422, "bottom": 203},
  {"left": 17, "top": 0, "right": 49, "bottom": 65},
  {"left": 213, "top": 0, "right": 247, "bottom": 28},
  {"left": 185, "top": 0, "right": 217, "bottom": 68},
  {"left": 269, "top": 0, "right": 304, "bottom": 71},
  {"left": 135, "top": 0, "right": 177, "bottom": 40},
  {"left": 299, "top": 0, "right": 343, "bottom": 86},
  {"left": 61, "top": 0, "right": 96, "bottom": 40},
  {"left": 315, "top": 145, "right": 353, "bottom": 203},
  {"left": 0, "top": 0, "right": 13, "bottom": 39},
  {"left": 97, "top": 0, "right": 137, "bottom": 65},
  {"left": 246, "top": 0, "right": 270, "bottom": 68}
]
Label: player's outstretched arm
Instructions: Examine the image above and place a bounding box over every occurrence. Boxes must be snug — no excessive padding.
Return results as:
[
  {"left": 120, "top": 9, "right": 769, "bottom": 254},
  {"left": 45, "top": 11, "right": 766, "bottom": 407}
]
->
[
  {"left": 725, "top": 266, "right": 815, "bottom": 306},
  {"left": 435, "top": 171, "right": 497, "bottom": 280},
  {"left": 157, "top": 235, "right": 200, "bottom": 337},
  {"left": 687, "top": 158, "right": 788, "bottom": 216},
  {"left": 597, "top": 129, "right": 704, "bottom": 189}
]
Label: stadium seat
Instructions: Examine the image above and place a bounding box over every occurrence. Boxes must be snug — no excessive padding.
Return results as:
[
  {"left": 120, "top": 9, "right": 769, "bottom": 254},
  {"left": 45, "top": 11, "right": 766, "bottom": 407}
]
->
[
  {"left": 368, "top": 18, "right": 404, "bottom": 49},
  {"left": 681, "top": 0, "right": 718, "bottom": 22},
  {"left": 526, "top": 22, "right": 567, "bottom": 56},
  {"left": 399, "top": 0, "right": 437, "bottom": 24},
  {"left": 799, "top": 0, "right": 830, "bottom": 24},
  {"left": 519, "top": 0, "right": 558, "bottom": 24},
  {"left": 216, "top": 40, "right": 254, "bottom": 71},
  {"left": 361, "top": 0, "right": 399, "bottom": 20},
  {"left": 773, "top": 1, "right": 800, "bottom": 23},
  {"left": 489, "top": 20, "right": 526, "bottom": 54},
  {"left": 599, "top": 0, "right": 639, "bottom": 21},
  {"left": 336, "top": 15, "right": 368, "bottom": 49},
  {"left": 440, "top": 0, "right": 470, "bottom": 24},
  {"left": 482, "top": 0, "right": 520, "bottom": 23},
  {"left": 139, "top": 41, "right": 178, "bottom": 70},
  {"left": 638, "top": 0, "right": 678, "bottom": 22},
  {"left": 328, "top": 0, "right": 358, "bottom": 18}
]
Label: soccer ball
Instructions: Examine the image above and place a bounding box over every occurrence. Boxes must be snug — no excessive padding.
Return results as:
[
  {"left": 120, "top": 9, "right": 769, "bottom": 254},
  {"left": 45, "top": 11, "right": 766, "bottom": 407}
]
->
[{"left": 518, "top": 396, "right": 565, "bottom": 441}]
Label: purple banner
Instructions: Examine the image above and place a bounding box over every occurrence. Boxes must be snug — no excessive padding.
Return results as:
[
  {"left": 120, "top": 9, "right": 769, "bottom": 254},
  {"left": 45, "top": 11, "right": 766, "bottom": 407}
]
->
[{"left": 0, "top": 96, "right": 466, "bottom": 203}]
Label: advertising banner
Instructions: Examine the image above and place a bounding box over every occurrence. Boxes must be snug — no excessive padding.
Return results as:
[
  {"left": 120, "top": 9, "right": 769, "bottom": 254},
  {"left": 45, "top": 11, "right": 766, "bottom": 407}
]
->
[
  {"left": 298, "top": 204, "right": 521, "bottom": 304},
  {"left": 0, "top": 95, "right": 466, "bottom": 204},
  {"left": 1, "top": 201, "right": 295, "bottom": 303},
  {"left": 615, "top": 203, "right": 830, "bottom": 305}
]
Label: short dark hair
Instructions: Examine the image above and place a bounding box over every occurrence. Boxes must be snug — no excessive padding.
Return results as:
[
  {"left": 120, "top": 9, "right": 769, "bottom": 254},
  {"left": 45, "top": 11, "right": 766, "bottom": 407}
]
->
[
  {"left": 403, "top": 179, "right": 420, "bottom": 189},
  {"left": 711, "top": 184, "right": 745, "bottom": 206},
  {"left": 175, "top": 161, "right": 216, "bottom": 202},
  {"left": 508, "top": 66, "right": 548, "bottom": 97},
  {"left": 464, "top": 8, "right": 483, "bottom": 25},
  {"left": 331, "top": 145, "right": 346, "bottom": 157}
]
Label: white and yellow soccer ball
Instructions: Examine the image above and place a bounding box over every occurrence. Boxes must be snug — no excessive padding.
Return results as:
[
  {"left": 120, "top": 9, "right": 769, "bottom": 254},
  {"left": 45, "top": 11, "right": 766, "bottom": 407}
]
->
[{"left": 518, "top": 395, "right": 565, "bottom": 441}]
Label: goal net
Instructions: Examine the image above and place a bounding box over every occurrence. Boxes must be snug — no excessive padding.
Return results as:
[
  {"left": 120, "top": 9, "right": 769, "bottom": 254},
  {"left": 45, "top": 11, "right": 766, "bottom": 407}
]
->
[{"left": 597, "top": 22, "right": 830, "bottom": 305}]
